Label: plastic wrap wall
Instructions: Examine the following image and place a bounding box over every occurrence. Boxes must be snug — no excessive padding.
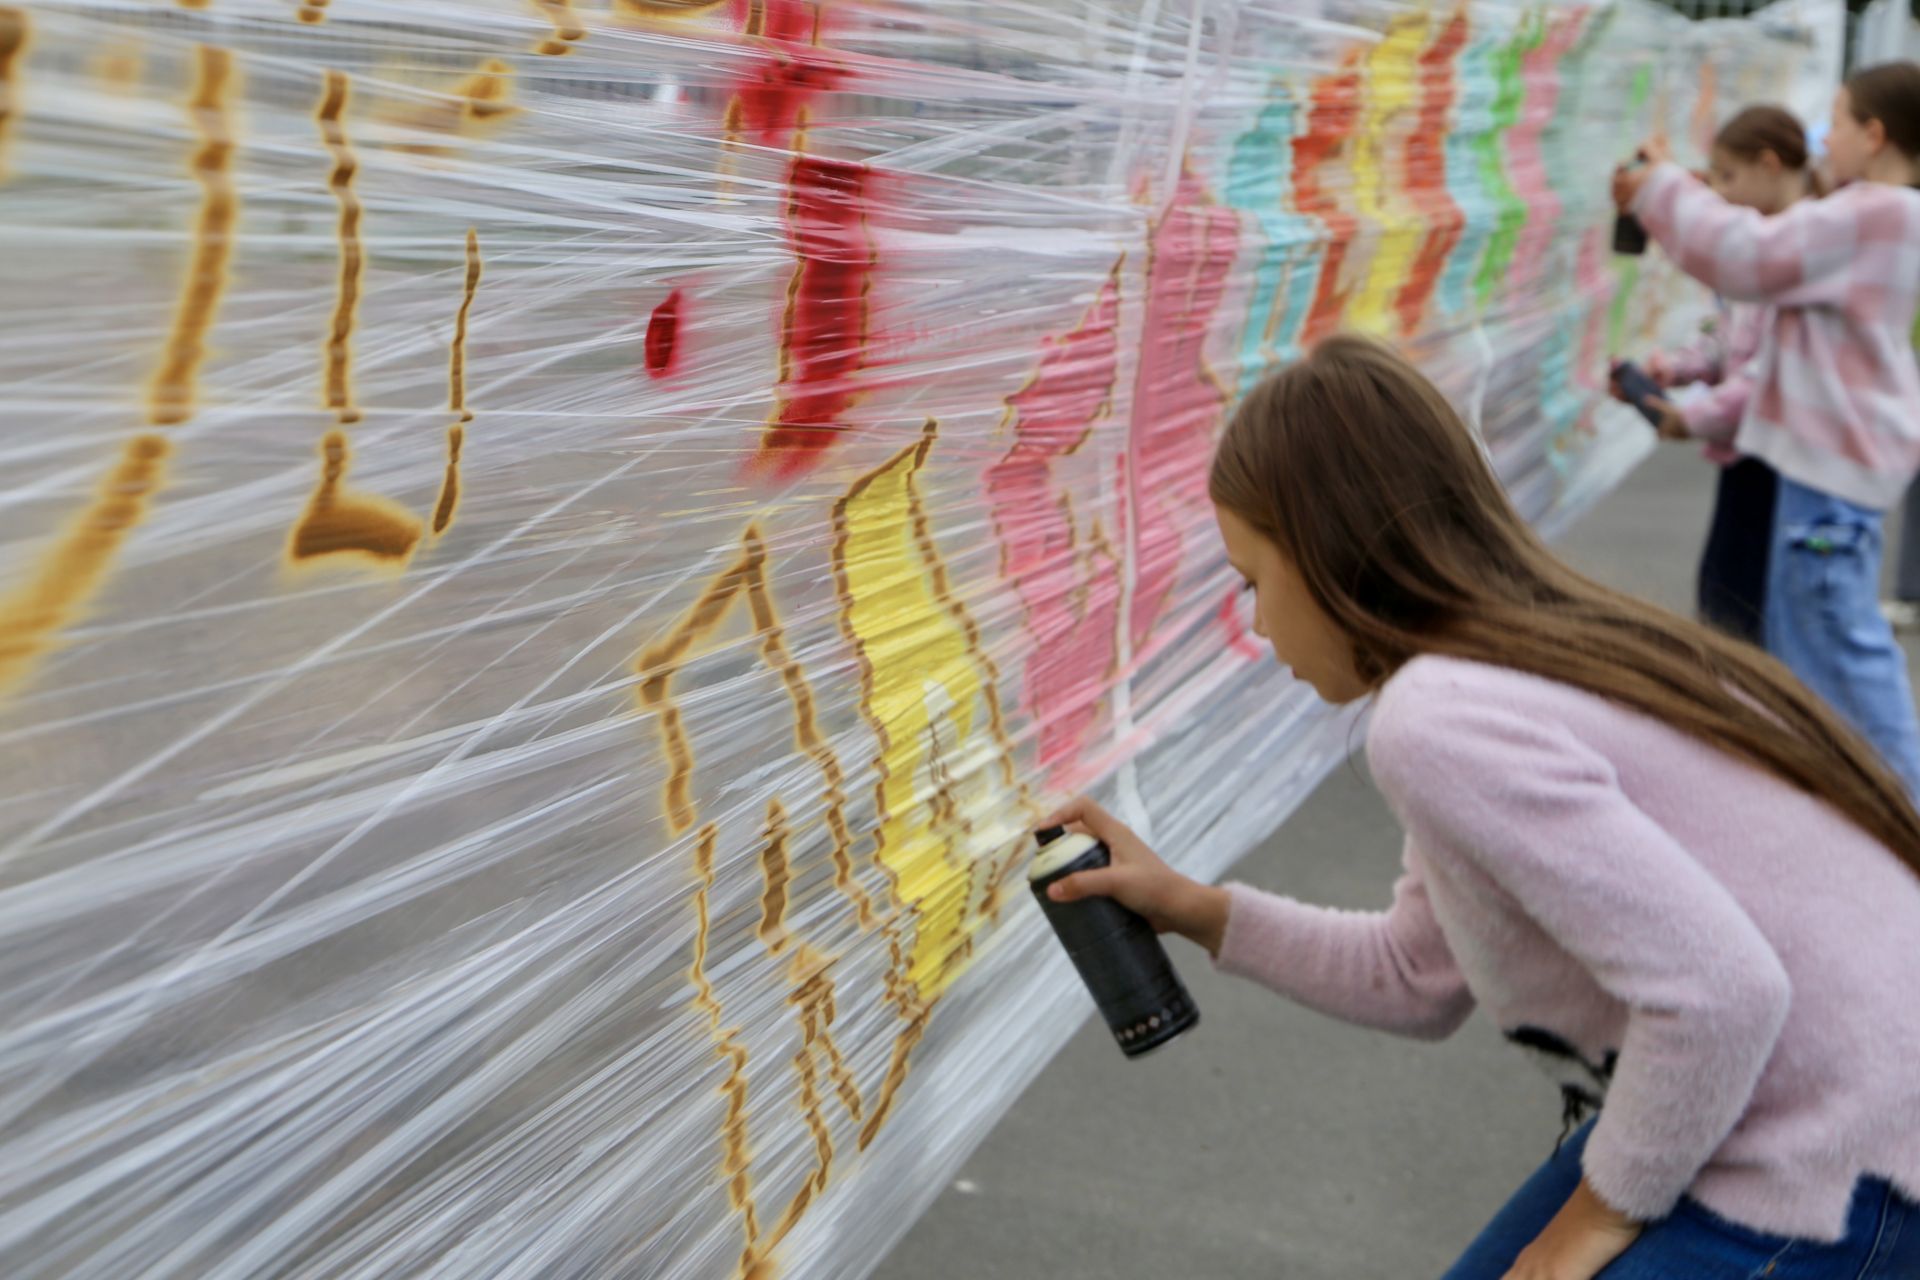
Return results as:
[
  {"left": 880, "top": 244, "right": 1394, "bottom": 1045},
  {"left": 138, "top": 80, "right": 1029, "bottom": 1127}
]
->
[{"left": 0, "top": 1, "right": 1814, "bottom": 1276}]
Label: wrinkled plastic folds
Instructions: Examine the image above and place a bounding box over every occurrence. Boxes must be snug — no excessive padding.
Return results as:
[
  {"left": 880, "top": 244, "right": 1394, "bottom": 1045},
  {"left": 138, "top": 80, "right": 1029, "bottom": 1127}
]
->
[{"left": 0, "top": 1, "right": 1818, "bottom": 1276}]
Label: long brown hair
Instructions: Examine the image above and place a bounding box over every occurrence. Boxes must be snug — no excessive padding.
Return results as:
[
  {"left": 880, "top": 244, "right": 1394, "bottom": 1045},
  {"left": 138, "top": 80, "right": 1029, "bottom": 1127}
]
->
[
  {"left": 1208, "top": 334, "right": 1920, "bottom": 869},
  {"left": 1846, "top": 62, "right": 1920, "bottom": 161}
]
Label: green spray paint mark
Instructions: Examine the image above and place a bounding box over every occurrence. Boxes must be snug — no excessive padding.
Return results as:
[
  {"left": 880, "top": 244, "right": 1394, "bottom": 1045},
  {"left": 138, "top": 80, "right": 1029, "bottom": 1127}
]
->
[
  {"left": 1606, "top": 255, "right": 1640, "bottom": 355},
  {"left": 1473, "top": 10, "right": 1544, "bottom": 305}
]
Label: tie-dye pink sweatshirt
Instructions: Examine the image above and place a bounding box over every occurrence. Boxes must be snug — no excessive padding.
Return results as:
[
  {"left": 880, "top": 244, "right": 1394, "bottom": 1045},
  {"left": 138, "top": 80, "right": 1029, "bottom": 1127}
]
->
[
  {"left": 1633, "top": 164, "right": 1920, "bottom": 509},
  {"left": 1214, "top": 655, "right": 1920, "bottom": 1243}
]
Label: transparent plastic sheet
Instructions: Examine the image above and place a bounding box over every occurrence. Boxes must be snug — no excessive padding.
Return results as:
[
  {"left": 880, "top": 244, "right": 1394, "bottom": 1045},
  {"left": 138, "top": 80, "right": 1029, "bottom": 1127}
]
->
[{"left": 0, "top": 2, "right": 1813, "bottom": 1276}]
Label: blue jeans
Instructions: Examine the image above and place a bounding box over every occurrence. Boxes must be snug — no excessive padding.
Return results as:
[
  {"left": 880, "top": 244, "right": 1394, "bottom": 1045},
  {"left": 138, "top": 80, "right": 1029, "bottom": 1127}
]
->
[
  {"left": 1765, "top": 476, "right": 1920, "bottom": 797},
  {"left": 1441, "top": 1122, "right": 1920, "bottom": 1279}
]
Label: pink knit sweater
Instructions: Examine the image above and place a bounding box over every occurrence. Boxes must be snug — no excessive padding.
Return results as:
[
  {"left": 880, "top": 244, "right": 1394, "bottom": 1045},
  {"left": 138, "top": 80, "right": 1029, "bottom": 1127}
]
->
[
  {"left": 1215, "top": 655, "right": 1920, "bottom": 1242},
  {"left": 1633, "top": 165, "right": 1920, "bottom": 509}
]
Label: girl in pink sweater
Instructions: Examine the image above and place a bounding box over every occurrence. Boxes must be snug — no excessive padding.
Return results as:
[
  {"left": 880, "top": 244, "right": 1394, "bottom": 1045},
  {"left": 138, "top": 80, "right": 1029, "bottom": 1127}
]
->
[
  {"left": 1046, "top": 337, "right": 1920, "bottom": 1278},
  {"left": 1616, "top": 105, "right": 1814, "bottom": 645},
  {"left": 1616, "top": 65, "right": 1920, "bottom": 797}
]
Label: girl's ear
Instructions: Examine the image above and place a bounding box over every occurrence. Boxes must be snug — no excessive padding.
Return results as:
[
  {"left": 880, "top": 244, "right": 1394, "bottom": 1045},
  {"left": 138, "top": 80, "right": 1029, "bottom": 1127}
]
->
[
  {"left": 1757, "top": 149, "right": 1783, "bottom": 175},
  {"left": 1865, "top": 116, "right": 1890, "bottom": 154}
]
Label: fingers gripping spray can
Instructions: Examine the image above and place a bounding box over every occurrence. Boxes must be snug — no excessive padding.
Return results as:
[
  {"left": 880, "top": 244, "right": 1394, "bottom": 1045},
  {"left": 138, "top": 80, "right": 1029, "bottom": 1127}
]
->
[{"left": 1028, "top": 826, "right": 1200, "bottom": 1058}]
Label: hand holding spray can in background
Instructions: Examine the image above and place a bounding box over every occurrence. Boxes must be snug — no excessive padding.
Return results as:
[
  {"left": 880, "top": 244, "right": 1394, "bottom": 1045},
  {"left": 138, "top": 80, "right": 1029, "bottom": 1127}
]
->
[{"left": 1613, "top": 150, "right": 1652, "bottom": 255}]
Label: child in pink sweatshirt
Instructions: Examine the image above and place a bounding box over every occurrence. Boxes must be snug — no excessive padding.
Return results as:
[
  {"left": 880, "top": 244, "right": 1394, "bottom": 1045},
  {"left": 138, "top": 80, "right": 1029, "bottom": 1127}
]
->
[
  {"left": 1046, "top": 336, "right": 1920, "bottom": 1279},
  {"left": 1617, "top": 65, "right": 1920, "bottom": 797},
  {"left": 1618, "top": 105, "right": 1814, "bottom": 645}
]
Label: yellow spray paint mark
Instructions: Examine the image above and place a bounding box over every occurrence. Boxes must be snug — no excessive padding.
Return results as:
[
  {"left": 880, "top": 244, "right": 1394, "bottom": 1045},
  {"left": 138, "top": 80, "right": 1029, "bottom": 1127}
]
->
[
  {"left": 148, "top": 45, "right": 239, "bottom": 427},
  {"left": 287, "top": 431, "right": 423, "bottom": 566},
  {"left": 317, "top": 69, "right": 363, "bottom": 425},
  {"left": 0, "top": 436, "right": 170, "bottom": 700},
  {"left": 830, "top": 422, "right": 1023, "bottom": 1003},
  {"left": 297, "top": 0, "right": 330, "bottom": 23},
  {"left": 1346, "top": 13, "right": 1428, "bottom": 336}
]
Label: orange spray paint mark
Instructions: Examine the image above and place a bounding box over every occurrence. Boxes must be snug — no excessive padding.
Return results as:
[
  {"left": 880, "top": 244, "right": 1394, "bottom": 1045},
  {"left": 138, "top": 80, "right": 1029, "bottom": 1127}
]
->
[
  {"left": 0, "top": 7, "right": 28, "bottom": 185},
  {"left": 147, "top": 45, "right": 238, "bottom": 427},
  {"left": 1293, "top": 55, "right": 1364, "bottom": 346},
  {"left": 288, "top": 431, "right": 424, "bottom": 566},
  {"left": 459, "top": 58, "right": 517, "bottom": 125},
  {"left": 317, "top": 70, "right": 364, "bottom": 425},
  {"left": 1394, "top": 9, "right": 1471, "bottom": 333},
  {"left": 0, "top": 435, "right": 170, "bottom": 701},
  {"left": 753, "top": 156, "right": 876, "bottom": 476},
  {"left": 297, "top": 0, "right": 329, "bottom": 23},
  {"left": 530, "top": 0, "right": 586, "bottom": 54}
]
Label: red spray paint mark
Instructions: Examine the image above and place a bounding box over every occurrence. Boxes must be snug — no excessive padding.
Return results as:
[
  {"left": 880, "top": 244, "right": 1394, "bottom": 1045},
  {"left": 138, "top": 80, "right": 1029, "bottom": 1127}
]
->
[
  {"left": 1215, "top": 585, "right": 1266, "bottom": 661},
  {"left": 1504, "top": 11, "right": 1585, "bottom": 296},
  {"left": 646, "top": 288, "right": 683, "bottom": 378},
  {"left": 753, "top": 155, "right": 875, "bottom": 476},
  {"left": 1394, "top": 11, "right": 1471, "bottom": 333},
  {"left": 1126, "top": 165, "right": 1239, "bottom": 651},
  {"left": 730, "top": 0, "right": 848, "bottom": 149},
  {"left": 985, "top": 268, "right": 1125, "bottom": 785},
  {"left": 1294, "top": 57, "right": 1365, "bottom": 346}
]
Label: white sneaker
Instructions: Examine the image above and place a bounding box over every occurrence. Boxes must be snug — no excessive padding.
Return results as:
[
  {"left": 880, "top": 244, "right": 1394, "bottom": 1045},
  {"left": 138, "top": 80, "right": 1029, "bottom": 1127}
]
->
[{"left": 1883, "top": 600, "right": 1920, "bottom": 632}]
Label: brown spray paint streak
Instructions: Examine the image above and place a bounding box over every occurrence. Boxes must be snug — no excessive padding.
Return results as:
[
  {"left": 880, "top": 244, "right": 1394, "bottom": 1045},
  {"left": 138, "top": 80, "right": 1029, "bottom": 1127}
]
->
[
  {"left": 637, "top": 526, "right": 875, "bottom": 928},
  {"left": 739, "top": 527, "right": 875, "bottom": 929},
  {"left": 530, "top": 0, "right": 586, "bottom": 54},
  {"left": 0, "top": 437, "right": 169, "bottom": 700},
  {"left": 757, "top": 797, "right": 791, "bottom": 953},
  {"left": 317, "top": 69, "right": 363, "bottom": 426},
  {"left": 287, "top": 432, "right": 422, "bottom": 565},
  {"left": 434, "top": 228, "right": 482, "bottom": 536},
  {"left": 296, "top": 0, "right": 329, "bottom": 23},
  {"left": 740, "top": 944, "right": 841, "bottom": 1278},
  {"left": 148, "top": 45, "right": 238, "bottom": 428},
  {"left": 0, "top": 7, "right": 27, "bottom": 186},
  {"left": 686, "top": 825, "right": 763, "bottom": 1264}
]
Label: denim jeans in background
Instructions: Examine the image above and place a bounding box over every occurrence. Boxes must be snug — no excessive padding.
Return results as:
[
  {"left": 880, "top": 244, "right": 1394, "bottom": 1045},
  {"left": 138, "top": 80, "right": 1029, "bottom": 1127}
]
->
[
  {"left": 1765, "top": 475, "right": 1920, "bottom": 798},
  {"left": 1441, "top": 1121, "right": 1920, "bottom": 1279}
]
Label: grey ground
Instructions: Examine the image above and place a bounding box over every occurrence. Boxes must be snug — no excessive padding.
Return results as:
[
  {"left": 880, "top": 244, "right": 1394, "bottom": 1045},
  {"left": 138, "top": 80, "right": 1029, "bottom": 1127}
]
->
[{"left": 875, "top": 445, "right": 1920, "bottom": 1279}]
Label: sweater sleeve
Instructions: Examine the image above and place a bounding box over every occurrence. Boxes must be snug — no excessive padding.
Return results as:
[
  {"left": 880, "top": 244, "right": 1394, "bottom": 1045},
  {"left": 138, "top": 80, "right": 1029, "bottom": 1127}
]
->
[
  {"left": 1368, "top": 690, "right": 1792, "bottom": 1222},
  {"left": 1678, "top": 368, "right": 1751, "bottom": 444},
  {"left": 1633, "top": 163, "right": 1867, "bottom": 308},
  {"left": 1212, "top": 852, "right": 1475, "bottom": 1042},
  {"left": 1661, "top": 329, "right": 1724, "bottom": 388}
]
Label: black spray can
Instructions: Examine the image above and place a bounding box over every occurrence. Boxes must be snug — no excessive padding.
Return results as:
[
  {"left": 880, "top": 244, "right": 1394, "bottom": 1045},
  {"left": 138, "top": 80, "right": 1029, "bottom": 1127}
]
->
[
  {"left": 1613, "top": 152, "right": 1649, "bottom": 255},
  {"left": 1028, "top": 826, "right": 1199, "bottom": 1058}
]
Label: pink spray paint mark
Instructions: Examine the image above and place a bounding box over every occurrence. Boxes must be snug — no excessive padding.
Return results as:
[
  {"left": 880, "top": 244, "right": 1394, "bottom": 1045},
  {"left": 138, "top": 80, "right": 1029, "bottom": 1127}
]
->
[
  {"left": 985, "top": 268, "right": 1125, "bottom": 785},
  {"left": 1504, "top": 12, "right": 1586, "bottom": 296},
  {"left": 1125, "top": 165, "right": 1239, "bottom": 652}
]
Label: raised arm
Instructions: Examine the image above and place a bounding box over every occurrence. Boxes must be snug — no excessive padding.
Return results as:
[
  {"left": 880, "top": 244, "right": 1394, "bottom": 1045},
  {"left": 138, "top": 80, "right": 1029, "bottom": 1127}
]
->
[{"left": 1633, "top": 163, "right": 1870, "bottom": 308}]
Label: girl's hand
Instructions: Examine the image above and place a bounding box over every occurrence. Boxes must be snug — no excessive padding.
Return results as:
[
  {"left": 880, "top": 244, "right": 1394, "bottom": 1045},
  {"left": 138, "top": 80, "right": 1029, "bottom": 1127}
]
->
[
  {"left": 1502, "top": 1178, "right": 1643, "bottom": 1280},
  {"left": 1040, "top": 797, "right": 1231, "bottom": 955},
  {"left": 1613, "top": 136, "right": 1671, "bottom": 209},
  {"left": 1649, "top": 397, "right": 1690, "bottom": 442}
]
